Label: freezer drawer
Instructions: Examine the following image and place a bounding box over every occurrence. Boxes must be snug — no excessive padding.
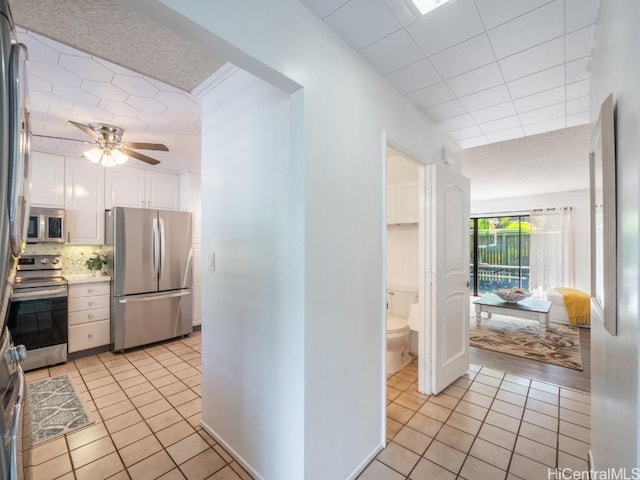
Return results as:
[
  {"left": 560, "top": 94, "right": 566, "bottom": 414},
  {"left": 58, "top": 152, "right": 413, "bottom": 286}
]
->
[{"left": 111, "top": 289, "right": 192, "bottom": 351}]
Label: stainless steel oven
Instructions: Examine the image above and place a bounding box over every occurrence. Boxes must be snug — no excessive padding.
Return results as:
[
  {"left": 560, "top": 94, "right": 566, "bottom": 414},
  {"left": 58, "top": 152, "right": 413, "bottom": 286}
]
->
[
  {"left": 26, "top": 208, "right": 65, "bottom": 244},
  {"left": 7, "top": 255, "right": 68, "bottom": 371}
]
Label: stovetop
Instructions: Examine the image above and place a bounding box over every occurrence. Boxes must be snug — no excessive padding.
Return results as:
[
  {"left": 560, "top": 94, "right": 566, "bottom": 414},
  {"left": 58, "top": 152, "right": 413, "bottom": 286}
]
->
[{"left": 14, "top": 255, "right": 66, "bottom": 290}]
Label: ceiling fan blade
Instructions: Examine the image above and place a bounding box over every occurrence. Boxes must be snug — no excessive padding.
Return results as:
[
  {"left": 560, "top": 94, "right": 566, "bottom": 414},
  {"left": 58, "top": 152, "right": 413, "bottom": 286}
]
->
[
  {"left": 122, "top": 142, "right": 169, "bottom": 151},
  {"left": 69, "top": 120, "right": 102, "bottom": 141},
  {"left": 32, "top": 133, "right": 92, "bottom": 144},
  {"left": 121, "top": 148, "right": 161, "bottom": 165}
]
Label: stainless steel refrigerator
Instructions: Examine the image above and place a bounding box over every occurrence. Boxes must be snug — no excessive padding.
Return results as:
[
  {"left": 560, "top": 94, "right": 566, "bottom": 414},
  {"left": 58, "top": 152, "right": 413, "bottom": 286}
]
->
[{"left": 106, "top": 206, "right": 193, "bottom": 351}]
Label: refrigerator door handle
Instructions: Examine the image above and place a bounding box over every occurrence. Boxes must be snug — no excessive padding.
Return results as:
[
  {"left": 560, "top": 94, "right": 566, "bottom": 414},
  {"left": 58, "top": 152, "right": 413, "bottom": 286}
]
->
[
  {"left": 118, "top": 290, "right": 191, "bottom": 303},
  {"left": 159, "top": 217, "right": 166, "bottom": 283},
  {"left": 152, "top": 217, "right": 159, "bottom": 278}
]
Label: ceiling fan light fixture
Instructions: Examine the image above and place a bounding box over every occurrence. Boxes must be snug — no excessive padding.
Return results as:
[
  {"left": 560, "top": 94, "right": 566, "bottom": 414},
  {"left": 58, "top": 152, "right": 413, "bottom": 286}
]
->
[
  {"left": 112, "top": 149, "right": 129, "bottom": 166},
  {"left": 83, "top": 146, "right": 128, "bottom": 167},
  {"left": 83, "top": 147, "right": 103, "bottom": 164},
  {"left": 70, "top": 121, "right": 166, "bottom": 166},
  {"left": 410, "top": 0, "right": 452, "bottom": 15}
]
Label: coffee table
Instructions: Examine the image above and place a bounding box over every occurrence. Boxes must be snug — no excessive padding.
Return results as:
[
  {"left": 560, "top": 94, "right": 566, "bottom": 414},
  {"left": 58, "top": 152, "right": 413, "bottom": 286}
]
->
[{"left": 473, "top": 294, "right": 552, "bottom": 339}]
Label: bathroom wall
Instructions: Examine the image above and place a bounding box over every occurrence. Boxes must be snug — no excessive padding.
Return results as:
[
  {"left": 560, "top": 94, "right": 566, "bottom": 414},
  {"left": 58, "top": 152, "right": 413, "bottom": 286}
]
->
[{"left": 386, "top": 151, "right": 419, "bottom": 290}]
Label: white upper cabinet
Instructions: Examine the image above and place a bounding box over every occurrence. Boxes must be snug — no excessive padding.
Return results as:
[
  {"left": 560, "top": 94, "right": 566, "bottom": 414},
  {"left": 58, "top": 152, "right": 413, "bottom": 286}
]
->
[
  {"left": 30, "top": 152, "right": 65, "bottom": 207},
  {"left": 106, "top": 167, "right": 145, "bottom": 209},
  {"left": 387, "top": 181, "right": 419, "bottom": 225},
  {"left": 65, "top": 157, "right": 105, "bottom": 245},
  {"left": 107, "top": 167, "right": 179, "bottom": 210},
  {"left": 145, "top": 171, "right": 180, "bottom": 210}
]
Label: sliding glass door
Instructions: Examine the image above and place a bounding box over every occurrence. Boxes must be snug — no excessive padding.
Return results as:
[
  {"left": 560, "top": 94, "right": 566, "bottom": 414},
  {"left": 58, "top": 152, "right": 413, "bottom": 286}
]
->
[{"left": 469, "top": 215, "right": 530, "bottom": 296}]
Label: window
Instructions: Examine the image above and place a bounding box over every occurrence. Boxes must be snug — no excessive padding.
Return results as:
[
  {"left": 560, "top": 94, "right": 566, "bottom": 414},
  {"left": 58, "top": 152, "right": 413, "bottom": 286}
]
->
[{"left": 469, "top": 216, "right": 530, "bottom": 296}]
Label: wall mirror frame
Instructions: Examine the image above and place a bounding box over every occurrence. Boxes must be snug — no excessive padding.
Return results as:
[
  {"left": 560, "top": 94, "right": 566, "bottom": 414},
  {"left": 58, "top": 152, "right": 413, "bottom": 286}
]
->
[{"left": 590, "top": 93, "right": 617, "bottom": 336}]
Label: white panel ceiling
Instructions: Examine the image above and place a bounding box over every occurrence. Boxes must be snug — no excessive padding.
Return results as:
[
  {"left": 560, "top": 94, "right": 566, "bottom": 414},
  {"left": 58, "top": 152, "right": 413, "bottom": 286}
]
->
[{"left": 300, "top": 0, "right": 600, "bottom": 148}]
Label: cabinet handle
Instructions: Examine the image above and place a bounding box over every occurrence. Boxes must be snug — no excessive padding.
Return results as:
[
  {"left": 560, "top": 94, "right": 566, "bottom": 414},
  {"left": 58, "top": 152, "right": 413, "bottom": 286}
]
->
[
  {"left": 88, "top": 314, "right": 93, "bottom": 319},
  {"left": 88, "top": 334, "right": 93, "bottom": 339},
  {"left": 88, "top": 288, "right": 93, "bottom": 293},
  {"left": 87, "top": 301, "right": 93, "bottom": 306}
]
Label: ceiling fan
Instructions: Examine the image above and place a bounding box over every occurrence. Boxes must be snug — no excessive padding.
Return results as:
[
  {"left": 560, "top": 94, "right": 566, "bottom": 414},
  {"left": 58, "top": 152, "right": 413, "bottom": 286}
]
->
[{"left": 33, "top": 120, "right": 168, "bottom": 167}]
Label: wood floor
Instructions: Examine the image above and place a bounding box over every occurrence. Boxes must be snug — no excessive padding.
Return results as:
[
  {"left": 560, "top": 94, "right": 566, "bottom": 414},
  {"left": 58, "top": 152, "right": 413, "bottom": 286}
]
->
[{"left": 470, "top": 326, "right": 591, "bottom": 393}]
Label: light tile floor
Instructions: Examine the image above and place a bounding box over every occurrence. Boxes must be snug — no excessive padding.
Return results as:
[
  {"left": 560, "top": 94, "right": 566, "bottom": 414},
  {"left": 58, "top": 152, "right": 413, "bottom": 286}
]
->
[
  {"left": 24, "top": 333, "right": 591, "bottom": 480},
  {"left": 359, "top": 359, "right": 591, "bottom": 480},
  {"left": 24, "top": 330, "right": 252, "bottom": 480}
]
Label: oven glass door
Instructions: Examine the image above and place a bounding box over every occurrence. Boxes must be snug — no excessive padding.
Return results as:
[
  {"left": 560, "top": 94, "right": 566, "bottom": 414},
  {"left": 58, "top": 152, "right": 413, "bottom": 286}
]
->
[{"left": 7, "top": 296, "right": 67, "bottom": 350}]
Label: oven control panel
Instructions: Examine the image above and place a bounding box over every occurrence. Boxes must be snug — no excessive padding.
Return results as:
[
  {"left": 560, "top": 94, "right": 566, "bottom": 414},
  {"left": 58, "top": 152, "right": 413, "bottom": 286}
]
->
[{"left": 17, "top": 255, "right": 62, "bottom": 271}]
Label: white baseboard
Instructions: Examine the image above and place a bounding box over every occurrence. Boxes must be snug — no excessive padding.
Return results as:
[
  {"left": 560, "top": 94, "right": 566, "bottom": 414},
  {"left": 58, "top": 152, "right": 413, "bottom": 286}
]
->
[
  {"left": 345, "top": 443, "right": 384, "bottom": 480},
  {"left": 200, "top": 420, "right": 262, "bottom": 480},
  {"left": 201, "top": 421, "right": 384, "bottom": 480}
]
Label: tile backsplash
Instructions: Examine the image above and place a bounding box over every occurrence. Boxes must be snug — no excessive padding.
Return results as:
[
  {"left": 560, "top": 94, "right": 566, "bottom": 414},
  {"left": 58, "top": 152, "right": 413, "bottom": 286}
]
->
[{"left": 23, "top": 244, "right": 107, "bottom": 275}]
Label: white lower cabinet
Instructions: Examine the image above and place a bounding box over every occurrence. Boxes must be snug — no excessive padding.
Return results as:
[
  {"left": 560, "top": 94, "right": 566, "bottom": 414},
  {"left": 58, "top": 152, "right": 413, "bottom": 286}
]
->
[{"left": 67, "top": 278, "right": 111, "bottom": 353}]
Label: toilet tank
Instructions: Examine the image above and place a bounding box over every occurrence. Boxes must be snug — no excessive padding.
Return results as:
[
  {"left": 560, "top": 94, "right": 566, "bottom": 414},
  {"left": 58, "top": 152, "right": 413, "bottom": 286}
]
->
[{"left": 387, "top": 286, "right": 418, "bottom": 319}]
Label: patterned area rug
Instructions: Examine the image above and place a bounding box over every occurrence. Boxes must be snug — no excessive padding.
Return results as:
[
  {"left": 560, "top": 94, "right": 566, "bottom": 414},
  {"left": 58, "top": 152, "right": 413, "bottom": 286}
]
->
[
  {"left": 470, "top": 315, "right": 583, "bottom": 370},
  {"left": 27, "top": 374, "right": 94, "bottom": 445}
]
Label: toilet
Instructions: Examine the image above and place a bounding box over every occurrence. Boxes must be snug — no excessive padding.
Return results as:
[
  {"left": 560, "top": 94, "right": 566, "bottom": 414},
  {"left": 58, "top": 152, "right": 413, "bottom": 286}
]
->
[{"left": 386, "top": 287, "right": 419, "bottom": 374}]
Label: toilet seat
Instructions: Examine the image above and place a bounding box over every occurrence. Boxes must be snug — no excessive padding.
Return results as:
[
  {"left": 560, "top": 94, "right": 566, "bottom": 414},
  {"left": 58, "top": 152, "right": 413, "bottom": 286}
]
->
[{"left": 387, "top": 316, "right": 409, "bottom": 334}]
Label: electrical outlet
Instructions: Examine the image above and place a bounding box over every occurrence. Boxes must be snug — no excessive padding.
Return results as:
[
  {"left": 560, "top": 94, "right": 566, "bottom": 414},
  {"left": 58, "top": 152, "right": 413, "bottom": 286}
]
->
[{"left": 208, "top": 253, "right": 215, "bottom": 271}]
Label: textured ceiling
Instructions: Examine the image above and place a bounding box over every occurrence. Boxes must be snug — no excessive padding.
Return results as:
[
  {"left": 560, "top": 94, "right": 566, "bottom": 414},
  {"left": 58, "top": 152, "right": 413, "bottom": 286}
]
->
[
  {"left": 300, "top": 0, "right": 598, "bottom": 149},
  {"left": 10, "top": 0, "right": 225, "bottom": 92},
  {"left": 461, "top": 124, "right": 591, "bottom": 201}
]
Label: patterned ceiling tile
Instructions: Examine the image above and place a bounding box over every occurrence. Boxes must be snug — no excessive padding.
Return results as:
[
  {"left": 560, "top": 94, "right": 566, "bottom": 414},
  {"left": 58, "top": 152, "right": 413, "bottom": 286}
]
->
[
  {"left": 155, "top": 90, "right": 197, "bottom": 110},
  {"left": 59, "top": 55, "right": 115, "bottom": 82},
  {"left": 81, "top": 80, "right": 128, "bottom": 102},
  {"left": 112, "top": 74, "right": 160, "bottom": 97},
  {"left": 127, "top": 96, "right": 167, "bottom": 114},
  {"left": 99, "top": 99, "right": 139, "bottom": 117},
  {"left": 52, "top": 85, "right": 100, "bottom": 106},
  {"left": 29, "top": 61, "right": 82, "bottom": 87}
]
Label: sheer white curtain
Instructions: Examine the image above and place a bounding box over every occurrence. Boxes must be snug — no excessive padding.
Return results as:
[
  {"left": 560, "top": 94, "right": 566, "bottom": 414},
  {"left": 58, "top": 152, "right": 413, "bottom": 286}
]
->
[{"left": 529, "top": 207, "right": 575, "bottom": 291}]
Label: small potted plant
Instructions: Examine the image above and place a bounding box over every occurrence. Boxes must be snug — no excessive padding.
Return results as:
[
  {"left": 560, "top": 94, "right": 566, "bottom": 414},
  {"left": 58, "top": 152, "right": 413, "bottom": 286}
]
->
[{"left": 83, "top": 250, "right": 108, "bottom": 276}]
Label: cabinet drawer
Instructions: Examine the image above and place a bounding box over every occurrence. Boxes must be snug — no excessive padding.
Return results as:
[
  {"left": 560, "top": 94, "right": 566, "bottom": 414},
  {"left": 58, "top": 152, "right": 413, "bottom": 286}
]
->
[
  {"left": 69, "top": 283, "right": 110, "bottom": 299},
  {"left": 69, "top": 307, "right": 109, "bottom": 326},
  {"left": 68, "top": 294, "right": 110, "bottom": 312},
  {"left": 68, "top": 320, "right": 110, "bottom": 353}
]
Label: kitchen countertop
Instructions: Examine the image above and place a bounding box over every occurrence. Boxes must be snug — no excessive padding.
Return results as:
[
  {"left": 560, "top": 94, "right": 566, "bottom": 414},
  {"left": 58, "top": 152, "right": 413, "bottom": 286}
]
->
[{"left": 64, "top": 274, "right": 111, "bottom": 284}]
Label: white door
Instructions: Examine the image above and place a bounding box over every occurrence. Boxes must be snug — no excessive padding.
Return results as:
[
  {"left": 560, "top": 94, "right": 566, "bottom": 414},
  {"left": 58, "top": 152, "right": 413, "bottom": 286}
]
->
[{"left": 429, "top": 164, "right": 470, "bottom": 394}]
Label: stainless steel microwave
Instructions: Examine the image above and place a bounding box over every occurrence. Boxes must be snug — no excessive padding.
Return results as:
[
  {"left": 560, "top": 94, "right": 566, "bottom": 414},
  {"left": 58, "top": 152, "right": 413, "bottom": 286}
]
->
[{"left": 27, "top": 207, "right": 65, "bottom": 243}]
